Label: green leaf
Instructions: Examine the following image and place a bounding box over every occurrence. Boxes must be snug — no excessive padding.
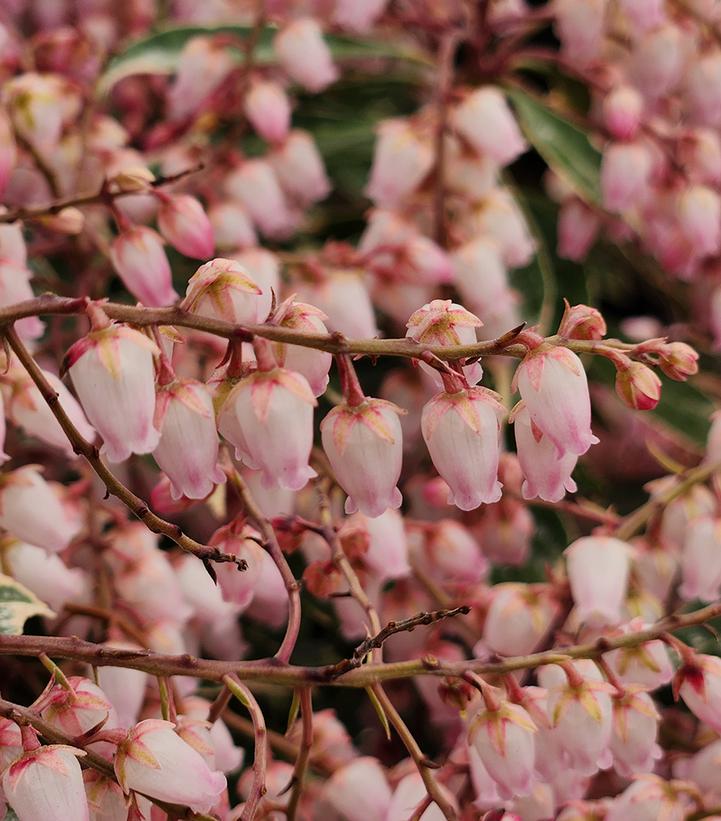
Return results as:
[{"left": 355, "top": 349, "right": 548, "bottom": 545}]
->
[
  {"left": 0, "top": 573, "right": 54, "bottom": 635},
  {"left": 99, "top": 25, "right": 426, "bottom": 95},
  {"left": 506, "top": 87, "right": 602, "bottom": 205}
]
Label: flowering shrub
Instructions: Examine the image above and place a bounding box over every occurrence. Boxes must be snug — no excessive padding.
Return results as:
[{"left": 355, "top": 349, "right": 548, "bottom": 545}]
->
[{"left": 0, "top": 1, "right": 720, "bottom": 820}]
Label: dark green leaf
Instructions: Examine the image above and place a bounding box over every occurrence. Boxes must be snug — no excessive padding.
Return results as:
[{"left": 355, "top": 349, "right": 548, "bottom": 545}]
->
[{"left": 506, "top": 87, "right": 602, "bottom": 205}]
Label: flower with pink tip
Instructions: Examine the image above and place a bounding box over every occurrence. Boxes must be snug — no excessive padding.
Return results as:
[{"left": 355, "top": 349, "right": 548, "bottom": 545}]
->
[
  {"left": 482, "top": 583, "right": 561, "bottom": 657},
  {"left": 417, "top": 519, "right": 488, "bottom": 585},
  {"left": 65, "top": 321, "right": 160, "bottom": 464},
  {"left": 421, "top": 386, "right": 506, "bottom": 510},
  {"left": 515, "top": 344, "right": 598, "bottom": 456},
  {"left": 610, "top": 689, "right": 661, "bottom": 777},
  {"left": 677, "top": 653, "right": 721, "bottom": 734},
  {"left": 344, "top": 509, "right": 410, "bottom": 582},
  {"left": 318, "top": 757, "right": 392, "bottom": 820},
  {"left": 0, "top": 260, "right": 44, "bottom": 341},
  {"left": 679, "top": 517, "right": 721, "bottom": 602},
  {"left": 0, "top": 718, "right": 22, "bottom": 772},
  {"left": 468, "top": 699, "right": 537, "bottom": 800},
  {"left": 451, "top": 86, "right": 527, "bottom": 166},
  {"left": 321, "top": 397, "right": 404, "bottom": 517},
  {"left": 231, "top": 247, "right": 280, "bottom": 322},
  {"left": 272, "top": 300, "right": 332, "bottom": 397},
  {"left": 40, "top": 676, "right": 114, "bottom": 738},
  {"left": 224, "top": 159, "right": 298, "bottom": 239},
  {"left": 677, "top": 184, "right": 721, "bottom": 257},
  {"left": 606, "top": 623, "right": 674, "bottom": 691},
  {"left": 366, "top": 118, "right": 434, "bottom": 207},
  {"left": 603, "top": 85, "right": 644, "bottom": 140},
  {"left": 553, "top": 0, "right": 606, "bottom": 68},
  {"left": 109, "top": 226, "right": 177, "bottom": 307},
  {"left": 605, "top": 775, "right": 694, "bottom": 821},
  {"left": 218, "top": 367, "right": 317, "bottom": 491},
  {"left": 157, "top": 193, "right": 215, "bottom": 260},
  {"left": 3, "top": 744, "right": 89, "bottom": 821},
  {"left": 244, "top": 78, "right": 291, "bottom": 144},
  {"left": 513, "top": 403, "right": 578, "bottom": 503},
  {"left": 0, "top": 465, "right": 78, "bottom": 553},
  {"left": 84, "top": 771, "right": 142, "bottom": 821},
  {"left": 557, "top": 198, "right": 600, "bottom": 262},
  {"left": 207, "top": 201, "right": 257, "bottom": 251},
  {"left": 166, "top": 36, "right": 235, "bottom": 122},
  {"left": 296, "top": 271, "right": 379, "bottom": 338},
  {"left": 406, "top": 299, "right": 483, "bottom": 388},
  {"left": 601, "top": 142, "right": 653, "bottom": 213},
  {"left": 153, "top": 378, "right": 225, "bottom": 500},
  {"left": 565, "top": 536, "right": 631, "bottom": 627},
  {"left": 114, "top": 719, "right": 226, "bottom": 813},
  {"left": 269, "top": 130, "right": 330, "bottom": 206},
  {"left": 274, "top": 18, "right": 338, "bottom": 92},
  {"left": 182, "top": 257, "right": 263, "bottom": 326}
]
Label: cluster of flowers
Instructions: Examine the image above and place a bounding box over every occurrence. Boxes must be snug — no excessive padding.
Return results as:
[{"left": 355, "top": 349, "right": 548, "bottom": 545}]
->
[
  {"left": 0, "top": 0, "right": 719, "bottom": 820},
  {"left": 551, "top": 0, "right": 721, "bottom": 346}
]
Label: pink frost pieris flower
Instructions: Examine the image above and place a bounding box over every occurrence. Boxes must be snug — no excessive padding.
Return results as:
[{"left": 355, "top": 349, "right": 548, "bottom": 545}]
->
[
  {"left": 157, "top": 193, "right": 215, "bottom": 260},
  {"left": 321, "top": 396, "right": 404, "bottom": 517},
  {"left": 677, "top": 653, "right": 721, "bottom": 734},
  {"left": 65, "top": 316, "right": 160, "bottom": 464},
  {"left": 512, "top": 403, "right": 578, "bottom": 502},
  {"left": 515, "top": 343, "right": 598, "bottom": 456},
  {"left": 677, "top": 184, "right": 721, "bottom": 257},
  {"left": 224, "top": 159, "right": 297, "bottom": 239},
  {"left": 468, "top": 699, "right": 537, "bottom": 800},
  {"left": 0, "top": 259, "right": 44, "bottom": 341},
  {"left": 600, "top": 142, "right": 653, "bottom": 213},
  {"left": 114, "top": 719, "right": 226, "bottom": 813},
  {"left": 0, "top": 465, "right": 78, "bottom": 553},
  {"left": 565, "top": 536, "right": 631, "bottom": 627},
  {"left": 166, "top": 36, "right": 234, "bottom": 122},
  {"left": 218, "top": 365, "right": 317, "bottom": 491},
  {"left": 272, "top": 299, "right": 332, "bottom": 397},
  {"left": 3, "top": 540, "right": 86, "bottom": 613},
  {"left": 40, "top": 676, "right": 113, "bottom": 738},
  {"left": 274, "top": 18, "right": 339, "bottom": 92},
  {"left": 605, "top": 622, "right": 674, "bottom": 690},
  {"left": 602, "top": 85, "right": 644, "bottom": 140},
  {"left": 109, "top": 226, "right": 177, "bottom": 307},
  {"left": 153, "top": 378, "right": 225, "bottom": 500},
  {"left": 605, "top": 775, "right": 694, "bottom": 821},
  {"left": 482, "top": 583, "right": 561, "bottom": 657},
  {"left": 3, "top": 744, "right": 89, "bottom": 821},
  {"left": 244, "top": 79, "right": 291, "bottom": 144},
  {"left": 609, "top": 689, "right": 661, "bottom": 777},
  {"left": 451, "top": 86, "right": 527, "bottom": 166},
  {"left": 366, "top": 118, "right": 434, "bottom": 207},
  {"left": 679, "top": 516, "right": 721, "bottom": 602},
  {"left": 269, "top": 130, "right": 330, "bottom": 206},
  {"left": 421, "top": 386, "right": 505, "bottom": 510},
  {"left": 182, "top": 257, "right": 263, "bottom": 325},
  {"left": 318, "top": 757, "right": 392, "bottom": 821}
]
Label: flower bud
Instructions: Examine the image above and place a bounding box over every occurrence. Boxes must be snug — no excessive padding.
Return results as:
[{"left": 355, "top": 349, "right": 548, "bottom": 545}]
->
[
  {"left": 515, "top": 345, "right": 598, "bottom": 456},
  {"left": 321, "top": 398, "right": 404, "bottom": 518},
  {"left": 415, "top": 519, "right": 488, "bottom": 584},
  {"left": 182, "top": 257, "right": 263, "bottom": 325},
  {"left": 224, "top": 159, "right": 297, "bottom": 239},
  {"left": 366, "top": 118, "right": 434, "bottom": 207},
  {"left": 345, "top": 509, "right": 410, "bottom": 581},
  {"left": 66, "top": 322, "right": 160, "bottom": 464},
  {"left": 605, "top": 623, "right": 674, "bottom": 690},
  {"left": 483, "top": 583, "right": 560, "bottom": 656},
  {"left": 35, "top": 207, "right": 84, "bottom": 235},
  {"left": 0, "top": 466, "right": 79, "bottom": 553},
  {"left": 110, "top": 226, "right": 178, "bottom": 307},
  {"left": 269, "top": 129, "right": 330, "bottom": 206},
  {"left": 602, "top": 85, "right": 644, "bottom": 140},
  {"left": 274, "top": 18, "right": 339, "bottom": 92},
  {"left": 451, "top": 237, "right": 509, "bottom": 318},
  {"left": 557, "top": 199, "right": 600, "bottom": 262},
  {"left": 153, "top": 379, "right": 224, "bottom": 500},
  {"left": 218, "top": 367, "right": 317, "bottom": 491},
  {"left": 629, "top": 24, "right": 684, "bottom": 101},
  {"left": 3, "top": 744, "right": 90, "bottom": 821},
  {"left": 244, "top": 78, "right": 291, "bottom": 144},
  {"left": 115, "top": 719, "right": 226, "bottom": 813},
  {"left": 601, "top": 142, "right": 653, "bottom": 213},
  {"left": 318, "top": 757, "right": 392, "bottom": 821},
  {"left": 421, "top": 387, "right": 505, "bottom": 510},
  {"left": 106, "top": 165, "right": 155, "bottom": 193},
  {"left": 207, "top": 201, "right": 257, "bottom": 251},
  {"left": 209, "top": 521, "right": 265, "bottom": 610},
  {"left": 157, "top": 193, "right": 214, "bottom": 260},
  {"left": 558, "top": 301, "right": 607, "bottom": 341},
  {"left": 657, "top": 342, "right": 698, "bottom": 381},
  {"left": 296, "top": 270, "right": 378, "bottom": 338},
  {"left": 565, "top": 536, "right": 632, "bottom": 627},
  {"left": 451, "top": 86, "right": 527, "bottom": 166},
  {"left": 272, "top": 300, "right": 332, "bottom": 397},
  {"left": 40, "top": 676, "right": 114, "bottom": 738},
  {"left": 167, "top": 36, "right": 234, "bottom": 122},
  {"left": 615, "top": 360, "right": 662, "bottom": 411},
  {"left": 677, "top": 184, "right": 721, "bottom": 256}
]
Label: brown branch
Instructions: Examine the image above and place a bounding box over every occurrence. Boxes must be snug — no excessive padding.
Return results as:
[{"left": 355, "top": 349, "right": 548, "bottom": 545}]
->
[
  {"left": 0, "top": 164, "right": 204, "bottom": 224},
  {"left": 285, "top": 687, "right": 313, "bottom": 820},
  {"left": 3, "top": 326, "right": 245, "bottom": 568}
]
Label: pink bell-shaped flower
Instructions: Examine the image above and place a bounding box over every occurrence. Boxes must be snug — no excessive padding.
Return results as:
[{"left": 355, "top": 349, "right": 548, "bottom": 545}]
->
[
  {"left": 3, "top": 743, "right": 90, "bottom": 821},
  {"left": 609, "top": 689, "right": 661, "bottom": 777},
  {"left": 114, "top": 719, "right": 226, "bottom": 814},
  {"left": 166, "top": 36, "right": 234, "bottom": 122},
  {"left": 334, "top": 0, "right": 388, "bottom": 32},
  {"left": 218, "top": 355, "right": 317, "bottom": 491},
  {"left": 210, "top": 520, "right": 266, "bottom": 610},
  {"left": 565, "top": 536, "right": 632, "bottom": 627},
  {"left": 677, "top": 653, "right": 721, "bottom": 734},
  {"left": 605, "top": 622, "right": 674, "bottom": 691},
  {"left": 269, "top": 129, "right": 330, "bottom": 206},
  {"left": 321, "top": 383, "right": 404, "bottom": 517},
  {"left": 344, "top": 509, "right": 410, "bottom": 582},
  {"left": 451, "top": 86, "right": 527, "bottom": 166},
  {"left": 366, "top": 118, "right": 434, "bottom": 207},
  {"left": 182, "top": 257, "right": 263, "bottom": 326},
  {"left": 296, "top": 271, "right": 378, "bottom": 338},
  {"left": 157, "top": 193, "right": 215, "bottom": 260},
  {"left": 2, "top": 540, "right": 87, "bottom": 611},
  {"left": 677, "top": 184, "right": 721, "bottom": 257},
  {"left": 318, "top": 757, "right": 392, "bottom": 821},
  {"left": 224, "top": 159, "right": 298, "bottom": 239},
  {"left": 468, "top": 697, "right": 537, "bottom": 800},
  {"left": 208, "top": 201, "right": 257, "bottom": 251},
  {"left": 153, "top": 377, "right": 225, "bottom": 500},
  {"left": 415, "top": 519, "right": 488, "bottom": 585},
  {"left": 557, "top": 198, "right": 600, "bottom": 262},
  {"left": 83, "top": 771, "right": 139, "bottom": 821},
  {"left": 679, "top": 516, "right": 721, "bottom": 602},
  {"left": 421, "top": 386, "right": 506, "bottom": 510},
  {"left": 96, "top": 642, "right": 149, "bottom": 729},
  {"left": 109, "top": 226, "right": 178, "bottom": 307},
  {"left": 272, "top": 300, "right": 332, "bottom": 397},
  {"left": 244, "top": 78, "right": 291, "bottom": 144},
  {"left": 66, "top": 316, "right": 160, "bottom": 464},
  {"left": 40, "top": 677, "right": 114, "bottom": 738},
  {"left": 603, "top": 85, "right": 644, "bottom": 140},
  {"left": 0, "top": 260, "right": 44, "bottom": 341},
  {"left": 0, "top": 465, "right": 78, "bottom": 553},
  {"left": 515, "top": 344, "right": 598, "bottom": 456},
  {"left": 605, "top": 775, "right": 693, "bottom": 821},
  {"left": 482, "top": 583, "right": 561, "bottom": 657},
  {"left": 601, "top": 142, "right": 653, "bottom": 213},
  {"left": 513, "top": 403, "right": 578, "bottom": 502},
  {"left": 274, "top": 18, "right": 339, "bottom": 92}
]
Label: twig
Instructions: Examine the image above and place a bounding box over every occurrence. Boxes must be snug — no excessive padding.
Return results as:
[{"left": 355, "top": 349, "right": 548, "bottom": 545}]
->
[
  {"left": 0, "top": 164, "right": 204, "bottom": 224},
  {"left": 227, "top": 469, "right": 301, "bottom": 664},
  {"left": 3, "top": 326, "right": 245, "bottom": 568},
  {"left": 285, "top": 687, "right": 313, "bottom": 820},
  {"left": 223, "top": 675, "right": 268, "bottom": 821}
]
